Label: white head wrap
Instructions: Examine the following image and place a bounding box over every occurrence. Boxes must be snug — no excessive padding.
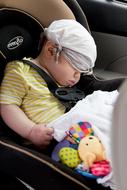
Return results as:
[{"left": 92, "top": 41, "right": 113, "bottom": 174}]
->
[{"left": 44, "top": 19, "right": 97, "bottom": 74}]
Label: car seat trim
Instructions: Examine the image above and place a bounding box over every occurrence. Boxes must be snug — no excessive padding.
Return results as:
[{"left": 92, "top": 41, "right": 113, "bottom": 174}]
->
[
  {"left": 0, "top": 7, "right": 44, "bottom": 29},
  {"left": 0, "top": 139, "right": 91, "bottom": 190}
]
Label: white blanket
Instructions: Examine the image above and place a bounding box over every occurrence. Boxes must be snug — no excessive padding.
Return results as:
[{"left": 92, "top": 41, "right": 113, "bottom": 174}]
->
[{"left": 47, "top": 90, "right": 119, "bottom": 189}]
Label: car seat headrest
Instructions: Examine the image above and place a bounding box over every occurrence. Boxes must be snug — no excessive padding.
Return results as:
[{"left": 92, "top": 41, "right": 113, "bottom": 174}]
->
[
  {"left": 0, "top": 8, "right": 44, "bottom": 64},
  {"left": 0, "top": 25, "right": 34, "bottom": 62},
  {"left": 0, "top": 8, "right": 44, "bottom": 82}
]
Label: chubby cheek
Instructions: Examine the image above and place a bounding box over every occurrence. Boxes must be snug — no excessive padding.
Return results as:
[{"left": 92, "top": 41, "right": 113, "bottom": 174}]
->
[
  {"left": 57, "top": 71, "right": 81, "bottom": 86},
  {"left": 56, "top": 74, "right": 68, "bottom": 86},
  {"left": 51, "top": 69, "right": 67, "bottom": 86}
]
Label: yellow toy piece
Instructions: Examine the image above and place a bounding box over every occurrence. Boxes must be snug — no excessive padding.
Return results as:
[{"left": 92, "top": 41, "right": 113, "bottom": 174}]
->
[
  {"left": 59, "top": 147, "right": 81, "bottom": 168},
  {"left": 78, "top": 136, "right": 106, "bottom": 167}
]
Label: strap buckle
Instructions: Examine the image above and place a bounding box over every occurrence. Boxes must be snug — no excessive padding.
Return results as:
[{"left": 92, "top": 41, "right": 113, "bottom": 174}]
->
[{"left": 55, "top": 87, "right": 85, "bottom": 102}]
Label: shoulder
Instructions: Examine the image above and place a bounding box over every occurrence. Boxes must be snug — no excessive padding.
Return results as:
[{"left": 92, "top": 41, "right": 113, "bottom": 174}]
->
[{"left": 5, "top": 58, "right": 31, "bottom": 73}]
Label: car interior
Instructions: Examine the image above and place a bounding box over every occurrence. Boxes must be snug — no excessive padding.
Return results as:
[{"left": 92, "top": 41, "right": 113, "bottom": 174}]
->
[
  {"left": 0, "top": 0, "right": 127, "bottom": 189},
  {"left": 77, "top": 0, "right": 127, "bottom": 79}
]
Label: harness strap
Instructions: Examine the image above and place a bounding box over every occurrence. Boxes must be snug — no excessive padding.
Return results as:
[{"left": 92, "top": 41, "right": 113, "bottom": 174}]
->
[
  {"left": 22, "top": 59, "right": 85, "bottom": 112},
  {"left": 22, "top": 59, "right": 58, "bottom": 93}
]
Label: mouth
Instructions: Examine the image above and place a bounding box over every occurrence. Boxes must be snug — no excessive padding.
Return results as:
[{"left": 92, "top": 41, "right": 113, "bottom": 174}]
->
[{"left": 68, "top": 80, "right": 76, "bottom": 87}]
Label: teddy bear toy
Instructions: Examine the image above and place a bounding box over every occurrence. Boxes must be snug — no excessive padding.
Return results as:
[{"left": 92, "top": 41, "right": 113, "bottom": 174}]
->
[{"left": 78, "top": 135, "right": 106, "bottom": 167}]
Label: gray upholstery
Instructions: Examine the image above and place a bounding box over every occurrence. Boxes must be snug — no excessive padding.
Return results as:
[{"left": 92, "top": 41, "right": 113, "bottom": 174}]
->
[{"left": 112, "top": 79, "right": 127, "bottom": 190}]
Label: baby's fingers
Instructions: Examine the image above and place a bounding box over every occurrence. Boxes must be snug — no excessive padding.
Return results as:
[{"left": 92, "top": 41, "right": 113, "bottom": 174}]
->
[{"left": 46, "top": 127, "right": 54, "bottom": 135}]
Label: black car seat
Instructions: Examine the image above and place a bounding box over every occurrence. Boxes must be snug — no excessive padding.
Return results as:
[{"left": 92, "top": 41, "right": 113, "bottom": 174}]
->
[
  {"left": 0, "top": 0, "right": 123, "bottom": 189},
  {"left": 0, "top": 8, "right": 44, "bottom": 81}
]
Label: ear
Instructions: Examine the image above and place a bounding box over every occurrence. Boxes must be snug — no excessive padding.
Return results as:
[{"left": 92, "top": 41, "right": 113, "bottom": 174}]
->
[{"left": 44, "top": 41, "right": 57, "bottom": 58}]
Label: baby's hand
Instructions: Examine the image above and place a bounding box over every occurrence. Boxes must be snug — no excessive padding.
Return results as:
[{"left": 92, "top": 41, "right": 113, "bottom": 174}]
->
[{"left": 28, "top": 124, "right": 54, "bottom": 148}]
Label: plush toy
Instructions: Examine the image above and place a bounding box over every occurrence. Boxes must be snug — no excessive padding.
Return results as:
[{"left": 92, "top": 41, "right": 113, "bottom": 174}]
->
[
  {"left": 59, "top": 147, "right": 81, "bottom": 168},
  {"left": 51, "top": 121, "right": 93, "bottom": 161},
  {"left": 67, "top": 121, "right": 94, "bottom": 143},
  {"left": 78, "top": 135, "right": 106, "bottom": 167},
  {"left": 51, "top": 121, "right": 109, "bottom": 177},
  {"left": 90, "top": 160, "right": 111, "bottom": 176}
]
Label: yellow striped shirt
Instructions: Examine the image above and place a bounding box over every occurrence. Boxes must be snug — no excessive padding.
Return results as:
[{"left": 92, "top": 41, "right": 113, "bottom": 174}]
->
[{"left": 0, "top": 60, "right": 65, "bottom": 124}]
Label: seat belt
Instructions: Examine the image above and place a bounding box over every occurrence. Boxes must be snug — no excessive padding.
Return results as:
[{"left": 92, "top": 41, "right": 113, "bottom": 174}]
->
[{"left": 22, "top": 59, "right": 85, "bottom": 112}]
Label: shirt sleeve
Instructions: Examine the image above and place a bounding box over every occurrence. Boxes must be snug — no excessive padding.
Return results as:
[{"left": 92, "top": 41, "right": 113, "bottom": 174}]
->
[{"left": 0, "top": 61, "right": 28, "bottom": 106}]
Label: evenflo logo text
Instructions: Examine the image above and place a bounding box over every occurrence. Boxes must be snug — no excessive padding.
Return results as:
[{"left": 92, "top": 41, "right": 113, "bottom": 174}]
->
[{"left": 7, "top": 36, "right": 24, "bottom": 50}]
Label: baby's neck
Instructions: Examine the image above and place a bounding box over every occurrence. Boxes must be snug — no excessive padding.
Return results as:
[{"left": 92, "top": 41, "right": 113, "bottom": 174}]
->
[{"left": 31, "top": 58, "right": 51, "bottom": 77}]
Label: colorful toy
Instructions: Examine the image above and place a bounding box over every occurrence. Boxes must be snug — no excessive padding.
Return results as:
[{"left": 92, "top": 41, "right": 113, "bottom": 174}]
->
[
  {"left": 78, "top": 136, "right": 106, "bottom": 167},
  {"left": 90, "top": 160, "right": 111, "bottom": 176},
  {"left": 51, "top": 121, "right": 93, "bottom": 161},
  {"left": 58, "top": 147, "right": 81, "bottom": 168},
  {"left": 51, "top": 139, "right": 70, "bottom": 161},
  {"left": 75, "top": 168, "right": 99, "bottom": 179},
  {"left": 51, "top": 120, "right": 111, "bottom": 179},
  {"left": 67, "top": 121, "right": 94, "bottom": 143}
]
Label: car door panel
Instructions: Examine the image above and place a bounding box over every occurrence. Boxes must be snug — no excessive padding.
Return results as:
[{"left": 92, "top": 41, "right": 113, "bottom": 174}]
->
[{"left": 77, "top": 0, "right": 127, "bottom": 76}]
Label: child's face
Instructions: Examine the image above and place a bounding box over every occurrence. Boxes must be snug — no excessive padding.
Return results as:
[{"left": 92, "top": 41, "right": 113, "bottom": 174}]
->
[{"left": 48, "top": 53, "right": 81, "bottom": 87}]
